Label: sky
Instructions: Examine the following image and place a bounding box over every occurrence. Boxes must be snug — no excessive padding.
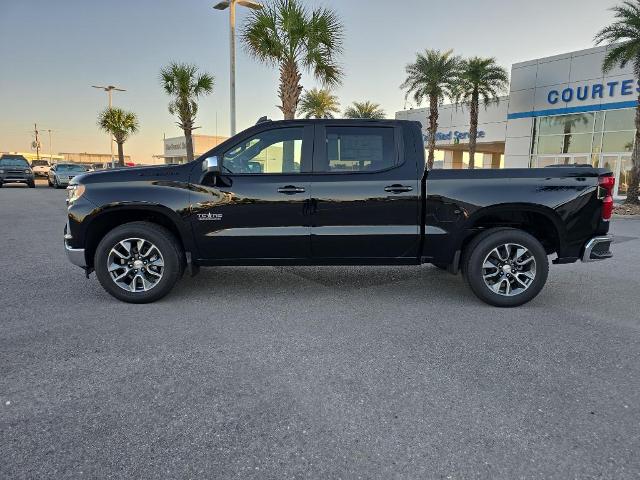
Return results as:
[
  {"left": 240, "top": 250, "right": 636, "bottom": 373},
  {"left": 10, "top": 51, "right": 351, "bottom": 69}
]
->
[{"left": 0, "top": 0, "right": 622, "bottom": 163}]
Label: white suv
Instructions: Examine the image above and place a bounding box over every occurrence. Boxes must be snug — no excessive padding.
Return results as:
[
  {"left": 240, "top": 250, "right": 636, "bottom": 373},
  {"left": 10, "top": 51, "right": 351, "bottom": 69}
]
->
[{"left": 31, "top": 159, "right": 51, "bottom": 178}]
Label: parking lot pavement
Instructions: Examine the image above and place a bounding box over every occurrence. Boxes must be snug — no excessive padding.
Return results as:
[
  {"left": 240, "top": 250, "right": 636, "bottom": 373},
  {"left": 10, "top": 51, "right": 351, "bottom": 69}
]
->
[{"left": 1, "top": 186, "right": 639, "bottom": 479}]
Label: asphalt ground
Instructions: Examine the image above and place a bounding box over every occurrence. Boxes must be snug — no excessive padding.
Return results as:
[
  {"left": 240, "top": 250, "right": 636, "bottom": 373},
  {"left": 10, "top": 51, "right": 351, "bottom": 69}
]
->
[{"left": 2, "top": 180, "right": 640, "bottom": 479}]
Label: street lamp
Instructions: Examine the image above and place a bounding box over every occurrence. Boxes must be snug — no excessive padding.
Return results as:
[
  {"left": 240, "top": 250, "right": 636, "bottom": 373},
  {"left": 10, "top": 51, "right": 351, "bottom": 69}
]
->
[
  {"left": 92, "top": 85, "right": 126, "bottom": 167},
  {"left": 213, "top": 0, "right": 262, "bottom": 136}
]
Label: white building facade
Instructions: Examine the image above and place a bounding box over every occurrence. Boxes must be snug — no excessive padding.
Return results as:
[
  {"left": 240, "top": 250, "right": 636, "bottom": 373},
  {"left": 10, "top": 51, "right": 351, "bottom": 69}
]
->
[
  {"left": 157, "top": 135, "right": 228, "bottom": 164},
  {"left": 396, "top": 46, "right": 636, "bottom": 198}
]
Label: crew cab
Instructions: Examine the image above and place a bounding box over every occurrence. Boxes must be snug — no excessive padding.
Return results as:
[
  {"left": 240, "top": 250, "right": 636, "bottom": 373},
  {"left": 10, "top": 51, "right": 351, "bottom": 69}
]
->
[{"left": 64, "top": 119, "right": 614, "bottom": 307}]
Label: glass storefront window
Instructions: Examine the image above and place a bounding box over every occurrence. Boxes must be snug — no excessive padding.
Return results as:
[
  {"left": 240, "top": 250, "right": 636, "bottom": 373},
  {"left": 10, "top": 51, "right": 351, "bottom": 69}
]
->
[
  {"left": 618, "top": 156, "right": 633, "bottom": 196},
  {"left": 601, "top": 131, "right": 635, "bottom": 153},
  {"left": 561, "top": 133, "right": 592, "bottom": 154},
  {"left": 604, "top": 109, "right": 635, "bottom": 132},
  {"left": 600, "top": 155, "right": 618, "bottom": 175},
  {"left": 537, "top": 113, "right": 594, "bottom": 135},
  {"left": 530, "top": 107, "right": 636, "bottom": 197},
  {"left": 594, "top": 111, "right": 605, "bottom": 132},
  {"left": 536, "top": 135, "right": 562, "bottom": 154}
]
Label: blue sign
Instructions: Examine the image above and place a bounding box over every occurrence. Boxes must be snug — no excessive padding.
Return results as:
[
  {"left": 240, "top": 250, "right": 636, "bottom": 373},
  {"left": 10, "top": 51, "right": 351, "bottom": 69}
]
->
[
  {"left": 547, "top": 79, "right": 640, "bottom": 105},
  {"left": 427, "top": 130, "right": 486, "bottom": 142}
]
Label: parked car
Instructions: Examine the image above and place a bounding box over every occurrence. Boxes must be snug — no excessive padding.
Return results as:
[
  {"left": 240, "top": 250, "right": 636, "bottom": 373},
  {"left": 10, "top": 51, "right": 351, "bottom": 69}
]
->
[
  {"left": 31, "top": 159, "right": 51, "bottom": 177},
  {"left": 87, "top": 163, "right": 105, "bottom": 172},
  {"left": 48, "top": 163, "right": 87, "bottom": 188},
  {"left": 0, "top": 154, "right": 35, "bottom": 188},
  {"left": 64, "top": 119, "right": 614, "bottom": 307}
]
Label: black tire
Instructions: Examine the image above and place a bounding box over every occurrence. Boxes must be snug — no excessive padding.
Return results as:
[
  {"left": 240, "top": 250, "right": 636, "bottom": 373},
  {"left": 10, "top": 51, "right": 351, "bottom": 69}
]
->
[
  {"left": 94, "top": 221, "right": 183, "bottom": 303},
  {"left": 28, "top": 180, "right": 35, "bottom": 188},
  {"left": 432, "top": 263, "right": 448, "bottom": 270},
  {"left": 47, "top": 177, "right": 52, "bottom": 187},
  {"left": 53, "top": 177, "right": 59, "bottom": 189},
  {"left": 463, "top": 228, "right": 549, "bottom": 308}
]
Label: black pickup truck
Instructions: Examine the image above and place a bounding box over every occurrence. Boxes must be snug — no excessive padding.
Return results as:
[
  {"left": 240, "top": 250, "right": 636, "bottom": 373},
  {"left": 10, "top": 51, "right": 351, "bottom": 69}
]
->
[{"left": 64, "top": 119, "right": 614, "bottom": 307}]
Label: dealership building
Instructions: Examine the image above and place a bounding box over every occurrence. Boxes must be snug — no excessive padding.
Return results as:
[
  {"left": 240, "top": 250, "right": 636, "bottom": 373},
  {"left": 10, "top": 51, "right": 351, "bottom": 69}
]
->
[
  {"left": 156, "top": 135, "right": 228, "bottom": 164},
  {"left": 396, "top": 45, "right": 637, "bottom": 198}
]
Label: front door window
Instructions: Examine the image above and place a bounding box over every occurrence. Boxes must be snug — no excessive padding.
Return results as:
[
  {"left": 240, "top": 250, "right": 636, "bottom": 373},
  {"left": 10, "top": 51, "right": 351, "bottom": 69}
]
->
[{"left": 222, "top": 127, "right": 304, "bottom": 174}]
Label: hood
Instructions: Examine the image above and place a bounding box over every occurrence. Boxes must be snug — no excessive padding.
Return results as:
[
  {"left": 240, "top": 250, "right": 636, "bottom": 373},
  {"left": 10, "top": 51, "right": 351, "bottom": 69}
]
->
[{"left": 71, "top": 163, "right": 193, "bottom": 186}]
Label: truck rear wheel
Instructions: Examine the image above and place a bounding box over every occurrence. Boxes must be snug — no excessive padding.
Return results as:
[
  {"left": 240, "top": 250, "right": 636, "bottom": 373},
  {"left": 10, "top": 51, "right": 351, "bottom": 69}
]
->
[
  {"left": 94, "top": 221, "right": 183, "bottom": 303},
  {"left": 463, "top": 228, "right": 549, "bottom": 307}
]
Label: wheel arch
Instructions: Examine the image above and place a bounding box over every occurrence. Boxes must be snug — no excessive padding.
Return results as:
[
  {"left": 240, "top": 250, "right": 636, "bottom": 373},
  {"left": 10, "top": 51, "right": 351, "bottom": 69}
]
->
[
  {"left": 459, "top": 203, "right": 566, "bottom": 261},
  {"left": 83, "top": 204, "right": 193, "bottom": 268}
]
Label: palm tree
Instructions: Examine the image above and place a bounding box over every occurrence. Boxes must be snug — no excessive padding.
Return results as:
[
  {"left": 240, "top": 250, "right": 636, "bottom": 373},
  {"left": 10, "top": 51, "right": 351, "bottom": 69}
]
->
[
  {"left": 97, "top": 107, "right": 139, "bottom": 166},
  {"left": 299, "top": 88, "right": 341, "bottom": 118},
  {"left": 159, "top": 62, "right": 214, "bottom": 162},
  {"left": 595, "top": 0, "right": 640, "bottom": 204},
  {"left": 242, "top": 0, "right": 344, "bottom": 120},
  {"left": 344, "top": 101, "right": 386, "bottom": 119},
  {"left": 401, "top": 49, "right": 462, "bottom": 170},
  {"left": 453, "top": 57, "right": 509, "bottom": 169}
]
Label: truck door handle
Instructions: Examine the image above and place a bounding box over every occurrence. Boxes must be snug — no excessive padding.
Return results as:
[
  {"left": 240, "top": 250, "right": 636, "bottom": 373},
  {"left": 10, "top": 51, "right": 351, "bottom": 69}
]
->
[
  {"left": 384, "top": 184, "right": 413, "bottom": 193},
  {"left": 277, "top": 185, "right": 305, "bottom": 194}
]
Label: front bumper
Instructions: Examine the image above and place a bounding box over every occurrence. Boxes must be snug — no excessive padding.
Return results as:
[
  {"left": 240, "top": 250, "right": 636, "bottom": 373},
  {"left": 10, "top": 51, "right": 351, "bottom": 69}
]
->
[
  {"left": 581, "top": 235, "right": 613, "bottom": 262},
  {"left": 64, "top": 225, "right": 86, "bottom": 268},
  {"left": 1, "top": 175, "right": 33, "bottom": 183}
]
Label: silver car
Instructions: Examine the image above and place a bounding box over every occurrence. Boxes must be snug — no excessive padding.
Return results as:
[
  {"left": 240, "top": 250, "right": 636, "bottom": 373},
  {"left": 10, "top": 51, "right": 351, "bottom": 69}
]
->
[{"left": 48, "top": 163, "right": 87, "bottom": 189}]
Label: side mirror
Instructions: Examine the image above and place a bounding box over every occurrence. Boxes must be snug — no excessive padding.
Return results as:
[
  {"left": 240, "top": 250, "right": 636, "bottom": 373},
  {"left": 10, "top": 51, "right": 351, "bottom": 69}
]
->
[{"left": 203, "top": 156, "right": 221, "bottom": 175}]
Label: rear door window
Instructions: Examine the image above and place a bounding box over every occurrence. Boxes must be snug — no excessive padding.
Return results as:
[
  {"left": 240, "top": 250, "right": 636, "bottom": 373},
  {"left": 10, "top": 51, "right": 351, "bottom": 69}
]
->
[{"left": 315, "top": 126, "right": 397, "bottom": 173}]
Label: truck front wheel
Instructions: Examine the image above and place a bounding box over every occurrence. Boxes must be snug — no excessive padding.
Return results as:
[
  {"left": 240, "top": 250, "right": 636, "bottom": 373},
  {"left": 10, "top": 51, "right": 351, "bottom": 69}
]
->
[
  {"left": 94, "top": 221, "right": 183, "bottom": 303},
  {"left": 463, "top": 228, "right": 549, "bottom": 308}
]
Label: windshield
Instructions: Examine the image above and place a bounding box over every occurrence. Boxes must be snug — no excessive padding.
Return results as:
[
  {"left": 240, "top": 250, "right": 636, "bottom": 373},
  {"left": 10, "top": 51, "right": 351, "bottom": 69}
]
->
[
  {"left": 0, "top": 157, "right": 29, "bottom": 167},
  {"left": 56, "top": 164, "right": 86, "bottom": 172},
  {"left": 31, "top": 160, "right": 49, "bottom": 167}
]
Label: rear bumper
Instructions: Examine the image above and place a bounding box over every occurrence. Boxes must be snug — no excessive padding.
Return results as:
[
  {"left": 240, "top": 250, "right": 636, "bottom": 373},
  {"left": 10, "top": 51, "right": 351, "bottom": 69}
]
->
[
  {"left": 581, "top": 235, "right": 613, "bottom": 262},
  {"left": 64, "top": 226, "right": 86, "bottom": 268}
]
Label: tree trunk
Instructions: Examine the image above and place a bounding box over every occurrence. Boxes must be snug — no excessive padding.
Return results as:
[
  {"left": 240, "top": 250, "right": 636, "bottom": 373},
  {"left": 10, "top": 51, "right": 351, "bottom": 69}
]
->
[
  {"left": 468, "top": 90, "right": 479, "bottom": 169},
  {"left": 117, "top": 141, "right": 125, "bottom": 167},
  {"left": 184, "top": 128, "right": 194, "bottom": 163},
  {"left": 426, "top": 93, "right": 439, "bottom": 171},
  {"left": 626, "top": 95, "right": 640, "bottom": 205},
  {"left": 278, "top": 58, "right": 303, "bottom": 120}
]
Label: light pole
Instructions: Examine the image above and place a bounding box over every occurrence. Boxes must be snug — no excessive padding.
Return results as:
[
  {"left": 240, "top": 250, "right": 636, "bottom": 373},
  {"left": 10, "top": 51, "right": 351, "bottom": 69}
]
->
[
  {"left": 213, "top": 0, "right": 262, "bottom": 136},
  {"left": 92, "top": 85, "right": 126, "bottom": 167},
  {"left": 42, "top": 129, "right": 53, "bottom": 163}
]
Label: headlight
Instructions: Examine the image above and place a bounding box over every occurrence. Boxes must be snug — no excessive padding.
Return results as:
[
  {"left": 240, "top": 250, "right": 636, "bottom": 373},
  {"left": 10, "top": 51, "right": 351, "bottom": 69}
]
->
[
  {"left": 0, "top": 169, "right": 4, "bottom": 174},
  {"left": 25, "top": 169, "right": 31, "bottom": 174},
  {"left": 67, "top": 184, "right": 86, "bottom": 204}
]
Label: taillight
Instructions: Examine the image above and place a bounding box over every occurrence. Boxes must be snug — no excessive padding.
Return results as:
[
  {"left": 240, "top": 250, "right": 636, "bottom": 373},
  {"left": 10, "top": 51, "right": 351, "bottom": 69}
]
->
[{"left": 598, "top": 175, "right": 615, "bottom": 221}]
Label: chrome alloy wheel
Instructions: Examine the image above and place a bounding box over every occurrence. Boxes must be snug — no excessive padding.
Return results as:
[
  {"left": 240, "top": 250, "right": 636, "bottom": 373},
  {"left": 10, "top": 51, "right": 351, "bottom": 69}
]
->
[
  {"left": 482, "top": 243, "right": 537, "bottom": 297},
  {"left": 107, "top": 238, "right": 164, "bottom": 292}
]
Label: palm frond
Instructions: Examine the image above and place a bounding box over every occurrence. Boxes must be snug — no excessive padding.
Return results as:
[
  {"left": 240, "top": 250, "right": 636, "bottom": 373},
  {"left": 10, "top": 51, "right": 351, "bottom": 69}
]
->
[
  {"left": 298, "top": 88, "right": 341, "bottom": 118},
  {"left": 453, "top": 57, "right": 509, "bottom": 107},
  {"left": 241, "top": 0, "right": 344, "bottom": 117},
  {"left": 344, "top": 101, "right": 386, "bottom": 119},
  {"left": 97, "top": 107, "right": 139, "bottom": 143},
  {"left": 159, "top": 62, "right": 214, "bottom": 131},
  {"left": 241, "top": 1, "right": 285, "bottom": 64},
  {"left": 595, "top": 0, "right": 640, "bottom": 74},
  {"left": 401, "top": 49, "right": 462, "bottom": 108}
]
